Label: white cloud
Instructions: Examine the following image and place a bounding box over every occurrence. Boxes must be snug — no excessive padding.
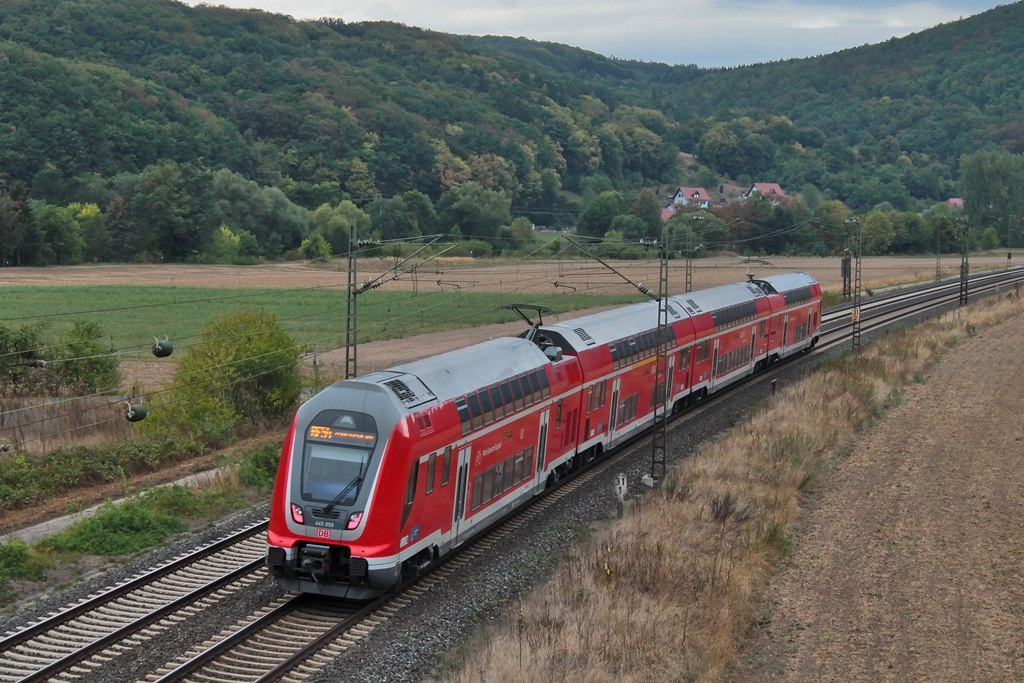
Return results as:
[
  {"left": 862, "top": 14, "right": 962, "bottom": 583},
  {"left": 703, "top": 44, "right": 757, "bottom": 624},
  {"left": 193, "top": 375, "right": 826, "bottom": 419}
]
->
[{"left": 186, "top": 0, "right": 1001, "bottom": 67}]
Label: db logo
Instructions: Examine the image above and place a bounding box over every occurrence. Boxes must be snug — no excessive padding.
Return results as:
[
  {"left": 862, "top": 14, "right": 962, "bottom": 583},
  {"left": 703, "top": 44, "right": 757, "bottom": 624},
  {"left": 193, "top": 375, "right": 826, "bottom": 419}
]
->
[{"left": 316, "top": 528, "right": 331, "bottom": 539}]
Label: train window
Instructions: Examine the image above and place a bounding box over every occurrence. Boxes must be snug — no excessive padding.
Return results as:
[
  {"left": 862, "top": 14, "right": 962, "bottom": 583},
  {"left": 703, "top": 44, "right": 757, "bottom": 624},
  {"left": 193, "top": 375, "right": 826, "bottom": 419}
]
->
[
  {"left": 538, "top": 370, "right": 550, "bottom": 398},
  {"left": 471, "top": 473, "right": 483, "bottom": 510},
  {"left": 511, "top": 376, "right": 524, "bottom": 410},
  {"left": 524, "top": 446, "right": 534, "bottom": 477},
  {"left": 479, "top": 389, "right": 494, "bottom": 425},
  {"left": 555, "top": 399, "right": 563, "bottom": 429},
  {"left": 500, "top": 382, "right": 514, "bottom": 415},
  {"left": 483, "top": 467, "right": 495, "bottom": 502},
  {"left": 609, "top": 342, "right": 620, "bottom": 369},
  {"left": 528, "top": 371, "right": 542, "bottom": 402},
  {"left": 489, "top": 385, "right": 504, "bottom": 420},
  {"left": 643, "top": 331, "right": 655, "bottom": 356},
  {"left": 627, "top": 337, "right": 639, "bottom": 363},
  {"left": 455, "top": 398, "right": 472, "bottom": 436},
  {"left": 401, "top": 462, "right": 418, "bottom": 529},
  {"left": 597, "top": 380, "right": 607, "bottom": 409},
  {"left": 586, "top": 386, "right": 594, "bottom": 413},
  {"left": 695, "top": 340, "right": 710, "bottom": 363},
  {"left": 759, "top": 320, "right": 767, "bottom": 338},
  {"left": 301, "top": 443, "right": 370, "bottom": 504},
  {"left": 466, "top": 392, "right": 483, "bottom": 431},
  {"left": 519, "top": 375, "right": 534, "bottom": 407},
  {"left": 679, "top": 347, "right": 691, "bottom": 368},
  {"left": 442, "top": 446, "right": 452, "bottom": 487},
  {"left": 503, "top": 456, "right": 515, "bottom": 492},
  {"left": 513, "top": 451, "right": 524, "bottom": 483},
  {"left": 425, "top": 453, "right": 436, "bottom": 495}
]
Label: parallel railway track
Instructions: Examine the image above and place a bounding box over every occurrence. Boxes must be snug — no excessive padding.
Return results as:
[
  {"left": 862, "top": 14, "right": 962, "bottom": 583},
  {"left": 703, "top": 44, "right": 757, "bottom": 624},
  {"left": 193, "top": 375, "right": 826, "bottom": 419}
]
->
[{"left": 0, "top": 523, "right": 268, "bottom": 683}]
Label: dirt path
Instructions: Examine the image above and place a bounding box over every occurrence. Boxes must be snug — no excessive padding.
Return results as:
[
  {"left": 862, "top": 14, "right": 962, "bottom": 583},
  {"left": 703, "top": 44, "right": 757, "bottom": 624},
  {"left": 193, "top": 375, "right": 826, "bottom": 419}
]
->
[{"left": 737, "top": 312, "right": 1024, "bottom": 681}]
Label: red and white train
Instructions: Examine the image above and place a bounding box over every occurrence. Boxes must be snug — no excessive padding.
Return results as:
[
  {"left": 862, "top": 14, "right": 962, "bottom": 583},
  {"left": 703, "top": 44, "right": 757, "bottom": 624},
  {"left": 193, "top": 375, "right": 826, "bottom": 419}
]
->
[{"left": 266, "top": 272, "right": 821, "bottom": 598}]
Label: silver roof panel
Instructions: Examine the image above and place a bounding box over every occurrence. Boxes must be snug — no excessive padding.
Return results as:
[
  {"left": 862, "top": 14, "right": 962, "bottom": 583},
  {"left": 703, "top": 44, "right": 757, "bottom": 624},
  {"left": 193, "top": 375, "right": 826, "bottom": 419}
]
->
[{"left": 359, "top": 336, "right": 550, "bottom": 407}]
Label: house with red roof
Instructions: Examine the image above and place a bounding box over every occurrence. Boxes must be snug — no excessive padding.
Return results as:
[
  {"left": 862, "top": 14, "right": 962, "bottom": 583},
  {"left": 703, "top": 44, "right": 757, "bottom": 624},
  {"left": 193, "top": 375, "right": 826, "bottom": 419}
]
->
[
  {"left": 947, "top": 197, "right": 964, "bottom": 209},
  {"left": 743, "top": 183, "right": 786, "bottom": 200},
  {"left": 672, "top": 187, "right": 711, "bottom": 208}
]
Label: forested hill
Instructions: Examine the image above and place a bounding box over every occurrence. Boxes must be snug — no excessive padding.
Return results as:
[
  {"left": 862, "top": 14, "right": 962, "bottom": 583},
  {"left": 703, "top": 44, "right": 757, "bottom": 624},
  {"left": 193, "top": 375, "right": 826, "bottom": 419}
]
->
[
  {"left": 1, "top": 0, "right": 1023, "bottom": 267},
  {"left": 643, "top": 1, "right": 1024, "bottom": 163},
  {"left": 470, "top": 1, "right": 1024, "bottom": 165},
  {"left": 0, "top": 0, "right": 683, "bottom": 201}
]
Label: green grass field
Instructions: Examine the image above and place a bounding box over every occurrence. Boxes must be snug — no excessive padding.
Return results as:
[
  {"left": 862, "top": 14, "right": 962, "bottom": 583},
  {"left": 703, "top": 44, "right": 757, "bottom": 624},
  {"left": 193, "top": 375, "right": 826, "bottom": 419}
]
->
[{"left": 1, "top": 285, "right": 646, "bottom": 361}]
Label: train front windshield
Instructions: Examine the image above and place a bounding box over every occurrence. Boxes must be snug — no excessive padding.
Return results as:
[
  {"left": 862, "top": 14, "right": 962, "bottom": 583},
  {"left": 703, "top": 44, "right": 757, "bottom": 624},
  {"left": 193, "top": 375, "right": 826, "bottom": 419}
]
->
[
  {"left": 301, "top": 409, "right": 378, "bottom": 504},
  {"left": 302, "top": 443, "right": 370, "bottom": 503}
]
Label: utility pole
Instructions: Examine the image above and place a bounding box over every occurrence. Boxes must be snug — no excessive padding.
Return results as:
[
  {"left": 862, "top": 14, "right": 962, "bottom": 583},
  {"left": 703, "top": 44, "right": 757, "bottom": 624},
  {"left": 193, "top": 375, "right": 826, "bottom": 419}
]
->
[
  {"left": 959, "top": 218, "right": 969, "bottom": 305},
  {"left": 650, "top": 228, "right": 670, "bottom": 485},
  {"left": 345, "top": 219, "right": 358, "bottom": 379},
  {"left": 850, "top": 217, "right": 863, "bottom": 351}
]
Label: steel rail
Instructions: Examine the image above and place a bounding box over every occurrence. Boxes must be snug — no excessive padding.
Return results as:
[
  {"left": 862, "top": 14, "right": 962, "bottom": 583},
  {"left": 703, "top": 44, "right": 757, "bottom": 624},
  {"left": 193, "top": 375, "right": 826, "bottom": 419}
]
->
[{"left": 0, "top": 520, "right": 268, "bottom": 652}]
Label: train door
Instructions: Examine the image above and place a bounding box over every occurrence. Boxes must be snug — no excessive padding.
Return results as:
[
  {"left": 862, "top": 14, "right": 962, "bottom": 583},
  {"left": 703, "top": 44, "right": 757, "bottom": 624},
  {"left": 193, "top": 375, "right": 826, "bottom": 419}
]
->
[
  {"left": 534, "top": 409, "right": 549, "bottom": 493},
  {"left": 607, "top": 378, "right": 621, "bottom": 443},
  {"left": 452, "top": 445, "right": 472, "bottom": 546}
]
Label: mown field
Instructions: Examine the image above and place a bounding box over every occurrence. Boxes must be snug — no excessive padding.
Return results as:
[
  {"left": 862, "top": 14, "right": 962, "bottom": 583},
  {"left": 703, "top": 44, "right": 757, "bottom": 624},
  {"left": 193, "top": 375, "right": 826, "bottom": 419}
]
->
[{"left": 0, "top": 285, "right": 646, "bottom": 363}]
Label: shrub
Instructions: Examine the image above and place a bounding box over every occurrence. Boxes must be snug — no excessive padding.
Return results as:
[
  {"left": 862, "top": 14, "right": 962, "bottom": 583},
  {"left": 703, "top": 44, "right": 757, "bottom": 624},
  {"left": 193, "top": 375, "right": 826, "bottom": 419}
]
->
[
  {"left": 0, "top": 320, "right": 120, "bottom": 396},
  {"left": 0, "top": 436, "right": 206, "bottom": 513},
  {"left": 39, "top": 499, "right": 187, "bottom": 556},
  {"left": 237, "top": 441, "right": 283, "bottom": 490},
  {"left": 144, "top": 309, "right": 301, "bottom": 445}
]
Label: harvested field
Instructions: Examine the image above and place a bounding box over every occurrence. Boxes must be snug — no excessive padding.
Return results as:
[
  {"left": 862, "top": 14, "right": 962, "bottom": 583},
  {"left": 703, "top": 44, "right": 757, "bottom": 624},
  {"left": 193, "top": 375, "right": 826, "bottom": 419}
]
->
[{"left": 0, "top": 254, "right": 1014, "bottom": 294}]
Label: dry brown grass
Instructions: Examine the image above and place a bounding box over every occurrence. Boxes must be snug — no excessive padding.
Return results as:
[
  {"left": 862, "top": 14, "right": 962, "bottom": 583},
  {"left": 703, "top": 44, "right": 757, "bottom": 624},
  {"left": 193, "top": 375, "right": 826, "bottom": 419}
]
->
[
  {"left": 445, "top": 287, "right": 1024, "bottom": 683},
  {"left": 0, "top": 396, "right": 133, "bottom": 454}
]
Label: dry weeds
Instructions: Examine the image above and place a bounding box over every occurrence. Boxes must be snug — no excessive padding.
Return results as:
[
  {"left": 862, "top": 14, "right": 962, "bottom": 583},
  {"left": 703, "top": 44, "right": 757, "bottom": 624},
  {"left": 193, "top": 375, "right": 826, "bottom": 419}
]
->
[
  {"left": 445, "top": 288, "right": 1024, "bottom": 682},
  {"left": 0, "top": 396, "right": 133, "bottom": 454}
]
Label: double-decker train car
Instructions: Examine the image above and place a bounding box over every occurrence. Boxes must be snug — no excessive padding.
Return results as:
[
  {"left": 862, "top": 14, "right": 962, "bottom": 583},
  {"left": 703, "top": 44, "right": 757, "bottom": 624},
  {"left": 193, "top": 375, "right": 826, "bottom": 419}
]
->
[{"left": 266, "top": 273, "right": 821, "bottom": 599}]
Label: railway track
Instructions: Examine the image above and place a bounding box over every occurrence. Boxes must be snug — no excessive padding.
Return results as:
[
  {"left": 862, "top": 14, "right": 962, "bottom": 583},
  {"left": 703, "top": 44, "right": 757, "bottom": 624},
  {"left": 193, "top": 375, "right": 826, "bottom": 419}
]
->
[
  {"left": 2, "top": 266, "right": 1021, "bottom": 683},
  {"left": 0, "top": 522, "right": 268, "bottom": 683}
]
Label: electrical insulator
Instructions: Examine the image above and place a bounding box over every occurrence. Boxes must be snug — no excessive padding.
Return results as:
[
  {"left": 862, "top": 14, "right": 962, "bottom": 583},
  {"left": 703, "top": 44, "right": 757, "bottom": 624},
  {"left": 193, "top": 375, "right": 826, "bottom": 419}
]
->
[
  {"left": 152, "top": 336, "right": 174, "bottom": 358},
  {"left": 126, "top": 403, "right": 148, "bottom": 422}
]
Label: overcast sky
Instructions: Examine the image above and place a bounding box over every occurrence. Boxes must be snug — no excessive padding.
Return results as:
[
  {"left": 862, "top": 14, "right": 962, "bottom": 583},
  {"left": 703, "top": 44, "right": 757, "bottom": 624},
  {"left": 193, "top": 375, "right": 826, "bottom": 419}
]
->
[{"left": 191, "top": 0, "right": 1005, "bottom": 68}]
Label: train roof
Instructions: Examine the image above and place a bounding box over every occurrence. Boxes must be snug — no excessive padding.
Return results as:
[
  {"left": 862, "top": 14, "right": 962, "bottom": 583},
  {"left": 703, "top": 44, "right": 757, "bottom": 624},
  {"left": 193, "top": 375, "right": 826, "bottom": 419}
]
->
[
  {"left": 537, "top": 299, "right": 686, "bottom": 352},
  {"left": 752, "top": 272, "right": 818, "bottom": 294},
  {"left": 357, "top": 336, "right": 550, "bottom": 410},
  {"left": 668, "top": 281, "right": 767, "bottom": 316}
]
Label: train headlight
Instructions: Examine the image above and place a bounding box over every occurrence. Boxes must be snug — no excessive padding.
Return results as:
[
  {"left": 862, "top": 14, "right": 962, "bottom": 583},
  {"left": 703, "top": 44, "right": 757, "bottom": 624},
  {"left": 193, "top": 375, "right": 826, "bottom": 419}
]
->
[
  {"left": 346, "top": 511, "right": 363, "bottom": 530},
  {"left": 291, "top": 503, "right": 305, "bottom": 524}
]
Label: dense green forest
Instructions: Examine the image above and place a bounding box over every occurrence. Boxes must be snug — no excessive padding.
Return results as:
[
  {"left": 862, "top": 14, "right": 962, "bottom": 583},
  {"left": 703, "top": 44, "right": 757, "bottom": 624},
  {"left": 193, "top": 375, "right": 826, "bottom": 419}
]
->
[{"left": 0, "top": 0, "right": 1022, "bottom": 266}]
